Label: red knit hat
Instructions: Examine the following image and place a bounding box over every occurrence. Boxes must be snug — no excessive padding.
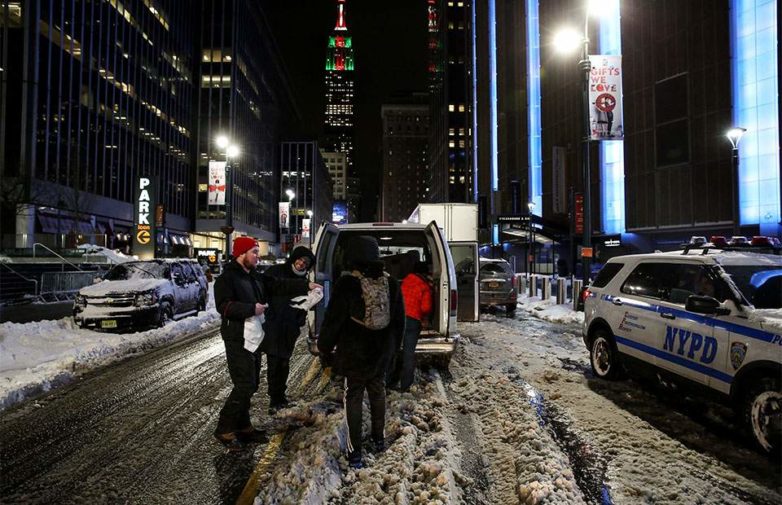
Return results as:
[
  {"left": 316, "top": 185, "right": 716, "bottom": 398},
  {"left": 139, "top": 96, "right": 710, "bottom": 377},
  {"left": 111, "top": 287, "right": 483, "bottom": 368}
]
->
[{"left": 232, "top": 236, "right": 258, "bottom": 257}]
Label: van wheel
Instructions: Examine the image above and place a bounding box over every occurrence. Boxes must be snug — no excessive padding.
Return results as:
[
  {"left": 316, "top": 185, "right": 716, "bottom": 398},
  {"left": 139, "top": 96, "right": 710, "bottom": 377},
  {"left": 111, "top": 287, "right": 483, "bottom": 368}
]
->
[
  {"left": 742, "top": 377, "right": 781, "bottom": 454},
  {"left": 505, "top": 304, "right": 517, "bottom": 317},
  {"left": 589, "top": 328, "right": 622, "bottom": 380},
  {"left": 157, "top": 301, "right": 173, "bottom": 327}
]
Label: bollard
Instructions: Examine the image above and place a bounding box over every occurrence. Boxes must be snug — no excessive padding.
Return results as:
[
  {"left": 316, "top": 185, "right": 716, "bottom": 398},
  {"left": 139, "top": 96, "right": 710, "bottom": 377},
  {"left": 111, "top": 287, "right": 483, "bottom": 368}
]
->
[
  {"left": 572, "top": 278, "right": 583, "bottom": 310},
  {"left": 557, "top": 277, "right": 566, "bottom": 304},
  {"left": 528, "top": 274, "right": 537, "bottom": 298},
  {"left": 517, "top": 273, "right": 527, "bottom": 295},
  {"left": 542, "top": 276, "right": 551, "bottom": 301}
]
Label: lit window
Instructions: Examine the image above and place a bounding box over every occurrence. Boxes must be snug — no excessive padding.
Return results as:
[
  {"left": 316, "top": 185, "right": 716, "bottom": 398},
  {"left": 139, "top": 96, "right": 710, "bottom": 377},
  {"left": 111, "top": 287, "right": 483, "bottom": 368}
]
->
[
  {"left": 458, "top": 104, "right": 465, "bottom": 112},
  {"left": 448, "top": 104, "right": 455, "bottom": 112}
]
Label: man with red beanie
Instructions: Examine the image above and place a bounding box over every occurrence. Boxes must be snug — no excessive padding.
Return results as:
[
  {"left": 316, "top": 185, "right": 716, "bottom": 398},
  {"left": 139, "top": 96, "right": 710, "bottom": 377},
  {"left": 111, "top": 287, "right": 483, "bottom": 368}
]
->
[
  {"left": 388, "top": 261, "right": 433, "bottom": 392},
  {"left": 213, "top": 236, "right": 320, "bottom": 450}
]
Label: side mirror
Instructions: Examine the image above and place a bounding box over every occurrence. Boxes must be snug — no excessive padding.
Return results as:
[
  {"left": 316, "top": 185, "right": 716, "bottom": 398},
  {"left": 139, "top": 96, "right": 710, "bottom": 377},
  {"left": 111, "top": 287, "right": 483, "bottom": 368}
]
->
[{"left": 685, "top": 295, "right": 730, "bottom": 316}]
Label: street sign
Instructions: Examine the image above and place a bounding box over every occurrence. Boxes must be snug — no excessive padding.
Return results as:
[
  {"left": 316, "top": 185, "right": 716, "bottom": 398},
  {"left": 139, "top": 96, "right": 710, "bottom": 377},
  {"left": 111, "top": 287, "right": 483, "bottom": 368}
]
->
[{"left": 133, "top": 176, "right": 157, "bottom": 259}]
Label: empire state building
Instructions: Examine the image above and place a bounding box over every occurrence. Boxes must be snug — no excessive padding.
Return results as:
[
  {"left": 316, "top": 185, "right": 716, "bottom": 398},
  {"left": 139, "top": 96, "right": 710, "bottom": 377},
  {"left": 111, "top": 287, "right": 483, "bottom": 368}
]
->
[{"left": 322, "top": 0, "right": 358, "bottom": 220}]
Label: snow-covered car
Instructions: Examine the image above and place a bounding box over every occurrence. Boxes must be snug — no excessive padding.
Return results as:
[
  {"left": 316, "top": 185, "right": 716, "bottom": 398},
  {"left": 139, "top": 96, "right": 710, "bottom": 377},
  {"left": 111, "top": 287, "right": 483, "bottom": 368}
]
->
[
  {"left": 73, "top": 259, "right": 208, "bottom": 330},
  {"left": 582, "top": 249, "right": 782, "bottom": 453},
  {"left": 462, "top": 258, "right": 517, "bottom": 316}
]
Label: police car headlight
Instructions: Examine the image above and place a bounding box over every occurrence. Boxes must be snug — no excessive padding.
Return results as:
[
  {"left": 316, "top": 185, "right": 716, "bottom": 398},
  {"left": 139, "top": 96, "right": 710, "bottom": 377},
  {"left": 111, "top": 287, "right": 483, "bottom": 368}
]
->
[
  {"left": 134, "top": 291, "right": 158, "bottom": 307},
  {"left": 74, "top": 294, "right": 87, "bottom": 309}
]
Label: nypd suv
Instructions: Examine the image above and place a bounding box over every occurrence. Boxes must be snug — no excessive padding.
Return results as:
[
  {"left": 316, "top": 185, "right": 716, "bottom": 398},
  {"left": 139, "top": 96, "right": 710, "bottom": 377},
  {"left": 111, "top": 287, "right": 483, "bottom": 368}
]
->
[{"left": 582, "top": 249, "right": 782, "bottom": 453}]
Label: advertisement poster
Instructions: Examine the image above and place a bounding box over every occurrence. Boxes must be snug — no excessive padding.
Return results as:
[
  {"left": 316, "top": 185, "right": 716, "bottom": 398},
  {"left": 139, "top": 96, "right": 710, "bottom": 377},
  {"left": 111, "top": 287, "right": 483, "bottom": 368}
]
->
[
  {"left": 588, "top": 55, "right": 623, "bottom": 140},
  {"left": 302, "top": 218, "right": 311, "bottom": 239},
  {"left": 279, "top": 202, "right": 290, "bottom": 230},
  {"left": 552, "top": 146, "right": 567, "bottom": 214},
  {"left": 208, "top": 161, "right": 226, "bottom": 205},
  {"left": 332, "top": 200, "right": 348, "bottom": 225}
]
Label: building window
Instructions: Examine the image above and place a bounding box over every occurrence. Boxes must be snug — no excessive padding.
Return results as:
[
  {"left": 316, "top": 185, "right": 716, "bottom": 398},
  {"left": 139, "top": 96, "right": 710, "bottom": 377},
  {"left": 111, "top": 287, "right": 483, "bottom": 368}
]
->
[{"left": 654, "top": 74, "right": 689, "bottom": 167}]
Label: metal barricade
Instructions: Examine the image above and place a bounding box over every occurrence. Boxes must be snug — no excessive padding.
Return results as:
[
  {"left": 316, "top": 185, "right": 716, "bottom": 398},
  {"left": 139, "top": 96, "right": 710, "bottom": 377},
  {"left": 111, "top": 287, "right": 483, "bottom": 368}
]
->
[
  {"left": 557, "top": 277, "right": 567, "bottom": 304},
  {"left": 541, "top": 276, "right": 551, "bottom": 300},
  {"left": 572, "top": 278, "right": 583, "bottom": 310},
  {"left": 40, "top": 271, "right": 101, "bottom": 295}
]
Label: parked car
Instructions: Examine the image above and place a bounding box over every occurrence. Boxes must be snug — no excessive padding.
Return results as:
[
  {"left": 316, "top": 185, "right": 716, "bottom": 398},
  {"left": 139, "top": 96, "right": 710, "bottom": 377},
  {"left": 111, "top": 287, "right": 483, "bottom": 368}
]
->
[
  {"left": 582, "top": 249, "right": 782, "bottom": 453},
  {"left": 311, "top": 221, "right": 460, "bottom": 368},
  {"left": 468, "top": 258, "right": 517, "bottom": 316},
  {"left": 73, "top": 259, "right": 208, "bottom": 330}
]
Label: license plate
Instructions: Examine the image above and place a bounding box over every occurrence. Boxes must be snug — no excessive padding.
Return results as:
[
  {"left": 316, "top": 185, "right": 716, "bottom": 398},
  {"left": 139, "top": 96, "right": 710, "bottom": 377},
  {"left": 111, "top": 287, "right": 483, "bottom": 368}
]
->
[
  {"left": 489, "top": 282, "right": 500, "bottom": 288},
  {"left": 101, "top": 320, "right": 118, "bottom": 329}
]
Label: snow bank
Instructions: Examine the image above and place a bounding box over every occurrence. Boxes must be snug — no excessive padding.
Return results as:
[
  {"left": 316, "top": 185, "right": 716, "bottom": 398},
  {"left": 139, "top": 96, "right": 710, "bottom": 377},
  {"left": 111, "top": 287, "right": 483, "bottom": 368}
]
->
[
  {"left": 0, "top": 285, "right": 219, "bottom": 411},
  {"left": 516, "top": 294, "right": 585, "bottom": 326}
]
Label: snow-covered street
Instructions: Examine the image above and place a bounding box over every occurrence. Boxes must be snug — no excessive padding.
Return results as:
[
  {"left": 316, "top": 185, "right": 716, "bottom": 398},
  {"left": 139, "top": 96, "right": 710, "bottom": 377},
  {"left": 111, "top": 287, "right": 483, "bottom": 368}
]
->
[{"left": 1, "top": 296, "right": 780, "bottom": 504}]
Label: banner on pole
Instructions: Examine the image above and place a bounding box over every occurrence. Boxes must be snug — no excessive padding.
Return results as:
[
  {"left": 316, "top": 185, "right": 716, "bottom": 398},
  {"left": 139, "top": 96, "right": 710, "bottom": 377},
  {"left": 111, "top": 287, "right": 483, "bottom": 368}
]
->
[
  {"left": 279, "top": 202, "right": 290, "bottom": 230},
  {"left": 208, "top": 161, "right": 226, "bottom": 206},
  {"left": 588, "top": 55, "right": 623, "bottom": 140},
  {"left": 552, "top": 146, "right": 567, "bottom": 214}
]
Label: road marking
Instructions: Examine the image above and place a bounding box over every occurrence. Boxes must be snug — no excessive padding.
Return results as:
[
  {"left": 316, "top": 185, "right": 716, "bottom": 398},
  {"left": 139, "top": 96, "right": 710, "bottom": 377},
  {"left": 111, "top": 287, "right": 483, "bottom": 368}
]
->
[
  {"left": 236, "top": 432, "right": 285, "bottom": 505},
  {"left": 236, "top": 357, "right": 332, "bottom": 503}
]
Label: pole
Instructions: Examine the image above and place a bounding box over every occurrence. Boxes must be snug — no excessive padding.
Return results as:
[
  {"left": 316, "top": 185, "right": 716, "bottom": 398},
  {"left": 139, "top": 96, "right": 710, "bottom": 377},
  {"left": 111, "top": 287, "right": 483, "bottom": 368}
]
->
[
  {"left": 580, "top": 17, "right": 592, "bottom": 283},
  {"left": 731, "top": 146, "right": 740, "bottom": 236},
  {"left": 225, "top": 159, "right": 233, "bottom": 257}
]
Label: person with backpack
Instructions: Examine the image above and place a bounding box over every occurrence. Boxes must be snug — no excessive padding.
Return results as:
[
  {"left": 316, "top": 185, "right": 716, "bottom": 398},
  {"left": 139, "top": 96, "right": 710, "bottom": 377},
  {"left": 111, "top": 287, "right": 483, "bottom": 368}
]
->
[
  {"left": 261, "top": 246, "right": 317, "bottom": 414},
  {"left": 317, "top": 235, "right": 405, "bottom": 469},
  {"left": 213, "top": 237, "right": 320, "bottom": 451},
  {"left": 387, "top": 261, "right": 432, "bottom": 392}
]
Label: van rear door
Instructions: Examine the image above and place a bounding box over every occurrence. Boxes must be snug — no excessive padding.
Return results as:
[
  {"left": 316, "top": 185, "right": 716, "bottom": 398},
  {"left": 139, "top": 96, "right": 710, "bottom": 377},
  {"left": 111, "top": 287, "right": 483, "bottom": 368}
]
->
[
  {"left": 311, "top": 223, "right": 339, "bottom": 339},
  {"left": 426, "top": 221, "right": 458, "bottom": 338}
]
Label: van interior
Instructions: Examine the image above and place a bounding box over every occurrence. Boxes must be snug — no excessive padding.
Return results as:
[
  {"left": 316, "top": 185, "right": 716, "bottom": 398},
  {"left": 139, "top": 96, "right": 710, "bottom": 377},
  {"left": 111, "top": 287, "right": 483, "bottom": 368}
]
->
[{"left": 329, "top": 230, "right": 444, "bottom": 333}]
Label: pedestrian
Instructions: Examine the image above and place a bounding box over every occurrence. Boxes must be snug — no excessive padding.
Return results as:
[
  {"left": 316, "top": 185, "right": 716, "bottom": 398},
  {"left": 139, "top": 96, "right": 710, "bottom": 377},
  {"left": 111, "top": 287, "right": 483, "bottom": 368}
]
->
[
  {"left": 317, "top": 236, "right": 405, "bottom": 469},
  {"left": 213, "top": 236, "right": 319, "bottom": 451},
  {"left": 387, "top": 261, "right": 432, "bottom": 392},
  {"left": 261, "top": 245, "right": 316, "bottom": 414}
]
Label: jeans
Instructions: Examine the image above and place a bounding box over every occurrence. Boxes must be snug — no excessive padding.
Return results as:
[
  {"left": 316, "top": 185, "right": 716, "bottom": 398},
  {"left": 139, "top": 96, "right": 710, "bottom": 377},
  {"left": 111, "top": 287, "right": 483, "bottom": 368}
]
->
[
  {"left": 215, "top": 338, "right": 263, "bottom": 435},
  {"left": 344, "top": 372, "right": 386, "bottom": 456},
  {"left": 399, "top": 317, "right": 421, "bottom": 391}
]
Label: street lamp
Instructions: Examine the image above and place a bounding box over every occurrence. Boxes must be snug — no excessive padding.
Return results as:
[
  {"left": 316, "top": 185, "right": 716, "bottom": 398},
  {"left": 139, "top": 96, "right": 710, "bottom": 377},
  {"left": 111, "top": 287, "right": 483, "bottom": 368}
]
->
[
  {"left": 554, "top": 3, "right": 608, "bottom": 283},
  {"left": 215, "top": 135, "right": 240, "bottom": 257},
  {"left": 725, "top": 127, "right": 746, "bottom": 236},
  {"left": 527, "top": 201, "right": 536, "bottom": 274}
]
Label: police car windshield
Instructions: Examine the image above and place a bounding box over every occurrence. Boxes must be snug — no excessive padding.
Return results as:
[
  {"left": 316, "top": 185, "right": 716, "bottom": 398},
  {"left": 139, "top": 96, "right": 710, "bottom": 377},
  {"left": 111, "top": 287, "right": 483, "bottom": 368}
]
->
[
  {"left": 721, "top": 265, "right": 782, "bottom": 309},
  {"left": 105, "top": 262, "right": 164, "bottom": 281}
]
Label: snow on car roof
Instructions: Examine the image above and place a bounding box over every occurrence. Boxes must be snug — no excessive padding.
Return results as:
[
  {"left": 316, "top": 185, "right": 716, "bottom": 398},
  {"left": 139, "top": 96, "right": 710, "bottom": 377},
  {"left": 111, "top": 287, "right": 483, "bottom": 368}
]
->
[{"left": 607, "top": 249, "right": 782, "bottom": 266}]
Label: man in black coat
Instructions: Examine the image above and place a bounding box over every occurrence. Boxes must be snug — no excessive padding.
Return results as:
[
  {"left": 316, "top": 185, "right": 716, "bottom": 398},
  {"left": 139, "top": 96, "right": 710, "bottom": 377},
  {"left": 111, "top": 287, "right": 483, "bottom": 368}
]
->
[
  {"left": 318, "top": 236, "right": 405, "bottom": 469},
  {"left": 261, "top": 245, "right": 316, "bottom": 413},
  {"left": 213, "top": 237, "right": 319, "bottom": 450}
]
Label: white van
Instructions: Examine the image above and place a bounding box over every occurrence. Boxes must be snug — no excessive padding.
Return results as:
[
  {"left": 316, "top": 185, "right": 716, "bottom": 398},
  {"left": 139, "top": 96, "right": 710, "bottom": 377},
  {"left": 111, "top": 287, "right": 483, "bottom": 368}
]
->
[{"left": 309, "top": 221, "right": 460, "bottom": 367}]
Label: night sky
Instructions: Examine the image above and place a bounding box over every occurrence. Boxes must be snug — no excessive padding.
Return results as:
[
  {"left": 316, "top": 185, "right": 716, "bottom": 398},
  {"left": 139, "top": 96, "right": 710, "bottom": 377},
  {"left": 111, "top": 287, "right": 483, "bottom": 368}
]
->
[{"left": 264, "top": 0, "right": 428, "bottom": 220}]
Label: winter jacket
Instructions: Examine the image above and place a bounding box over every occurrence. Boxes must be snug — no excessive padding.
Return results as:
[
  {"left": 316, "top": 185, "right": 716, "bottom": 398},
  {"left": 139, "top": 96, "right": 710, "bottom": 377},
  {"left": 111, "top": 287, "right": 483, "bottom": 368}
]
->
[
  {"left": 260, "top": 247, "right": 316, "bottom": 358},
  {"left": 317, "top": 272, "right": 405, "bottom": 380},
  {"left": 214, "top": 260, "right": 308, "bottom": 343},
  {"left": 401, "top": 273, "right": 433, "bottom": 321}
]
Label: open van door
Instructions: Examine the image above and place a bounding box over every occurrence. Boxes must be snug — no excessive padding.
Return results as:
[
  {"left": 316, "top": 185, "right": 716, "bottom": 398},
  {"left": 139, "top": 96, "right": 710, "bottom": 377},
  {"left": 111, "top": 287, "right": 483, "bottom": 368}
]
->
[
  {"left": 309, "top": 222, "right": 339, "bottom": 347},
  {"left": 450, "top": 241, "right": 479, "bottom": 321},
  {"left": 426, "top": 221, "right": 458, "bottom": 340}
]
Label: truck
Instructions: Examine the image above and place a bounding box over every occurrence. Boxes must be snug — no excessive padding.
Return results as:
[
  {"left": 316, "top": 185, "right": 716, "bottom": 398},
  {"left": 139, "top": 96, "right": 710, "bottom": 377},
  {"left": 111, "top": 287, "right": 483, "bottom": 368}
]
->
[{"left": 408, "top": 203, "right": 479, "bottom": 322}]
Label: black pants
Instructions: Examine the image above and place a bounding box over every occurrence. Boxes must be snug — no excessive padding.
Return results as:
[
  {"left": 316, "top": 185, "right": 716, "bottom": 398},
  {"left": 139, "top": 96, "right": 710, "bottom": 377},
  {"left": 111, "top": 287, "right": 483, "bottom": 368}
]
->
[
  {"left": 344, "top": 372, "right": 386, "bottom": 456},
  {"left": 266, "top": 354, "right": 290, "bottom": 405},
  {"left": 215, "top": 338, "right": 263, "bottom": 435},
  {"left": 387, "top": 316, "right": 420, "bottom": 391}
]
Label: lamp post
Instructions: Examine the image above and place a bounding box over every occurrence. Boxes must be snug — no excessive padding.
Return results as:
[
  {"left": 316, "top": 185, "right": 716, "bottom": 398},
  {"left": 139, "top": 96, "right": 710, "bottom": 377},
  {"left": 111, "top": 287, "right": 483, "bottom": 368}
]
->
[
  {"left": 725, "top": 127, "right": 746, "bottom": 236},
  {"left": 306, "top": 209, "right": 313, "bottom": 247},
  {"left": 285, "top": 188, "right": 296, "bottom": 245},
  {"left": 216, "top": 135, "right": 240, "bottom": 257},
  {"left": 555, "top": 2, "right": 606, "bottom": 283},
  {"left": 527, "top": 201, "right": 536, "bottom": 274}
]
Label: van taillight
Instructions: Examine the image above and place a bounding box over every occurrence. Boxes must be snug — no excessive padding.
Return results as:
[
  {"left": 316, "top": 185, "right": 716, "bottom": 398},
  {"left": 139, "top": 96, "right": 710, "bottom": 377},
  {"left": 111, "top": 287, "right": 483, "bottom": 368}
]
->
[{"left": 450, "top": 289, "right": 458, "bottom": 315}]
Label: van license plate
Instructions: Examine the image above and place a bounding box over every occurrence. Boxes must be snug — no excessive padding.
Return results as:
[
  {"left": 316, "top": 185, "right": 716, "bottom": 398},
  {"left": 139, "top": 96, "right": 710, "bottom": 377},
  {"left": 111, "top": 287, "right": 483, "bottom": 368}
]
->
[
  {"left": 489, "top": 282, "right": 500, "bottom": 288},
  {"left": 101, "top": 320, "right": 118, "bottom": 329}
]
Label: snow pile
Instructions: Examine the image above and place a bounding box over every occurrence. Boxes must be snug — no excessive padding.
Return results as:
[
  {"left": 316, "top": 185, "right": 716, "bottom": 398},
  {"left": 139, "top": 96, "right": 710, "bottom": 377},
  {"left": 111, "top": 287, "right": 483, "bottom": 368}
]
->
[
  {"left": 77, "top": 244, "right": 135, "bottom": 264},
  {"left": 0, "top": 285, "right": 219, "bottom": 411},
  {"left": 255, "top": 373, "right": 466, "bottom": 504},
  {"left": 516, "top": 294, "right": 584, "bottom": 325}
]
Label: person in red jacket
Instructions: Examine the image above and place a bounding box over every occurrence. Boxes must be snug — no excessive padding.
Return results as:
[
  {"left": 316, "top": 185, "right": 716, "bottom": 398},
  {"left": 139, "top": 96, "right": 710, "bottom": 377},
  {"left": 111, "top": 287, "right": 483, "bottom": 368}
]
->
[{"left": 388, "top": 261, "right": 433, "bottom": 392}]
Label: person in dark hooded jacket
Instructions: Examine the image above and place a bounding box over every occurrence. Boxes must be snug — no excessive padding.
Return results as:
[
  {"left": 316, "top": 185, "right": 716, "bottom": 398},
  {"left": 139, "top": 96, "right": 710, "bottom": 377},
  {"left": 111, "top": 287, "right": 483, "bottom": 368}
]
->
[
  {"left": 261, "top": 246, "right": 316, "bottom": 413},
  {"left": 318, "top": 235, "right": 405, "bottom": 469}
]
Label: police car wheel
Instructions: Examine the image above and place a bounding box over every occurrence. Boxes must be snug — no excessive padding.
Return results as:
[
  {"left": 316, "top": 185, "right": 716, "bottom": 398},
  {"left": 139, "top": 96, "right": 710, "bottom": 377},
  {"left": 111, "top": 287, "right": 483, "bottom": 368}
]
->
[
  {"left": 744, "top": 377, "right": 782, "bottom": 454},
  {"left": 590, "top": 329, "right": 622, "bottom": 380}
]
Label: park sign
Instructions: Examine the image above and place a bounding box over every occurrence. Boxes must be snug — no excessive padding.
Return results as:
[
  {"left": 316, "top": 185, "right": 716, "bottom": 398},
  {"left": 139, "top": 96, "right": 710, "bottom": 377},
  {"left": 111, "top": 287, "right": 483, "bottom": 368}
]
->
[
  {"left": 588, "top": 55, "right": 623, "bottom": 141},
  {"left": 133, "top": 176, "right": 157, "bottom": 259}
]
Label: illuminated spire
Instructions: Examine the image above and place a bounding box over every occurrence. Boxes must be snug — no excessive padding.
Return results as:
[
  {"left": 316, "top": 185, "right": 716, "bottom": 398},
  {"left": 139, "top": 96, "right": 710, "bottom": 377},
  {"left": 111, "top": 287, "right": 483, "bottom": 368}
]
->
[{"left": 335, "top": 0, "right": 347, "bottom": 32}]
